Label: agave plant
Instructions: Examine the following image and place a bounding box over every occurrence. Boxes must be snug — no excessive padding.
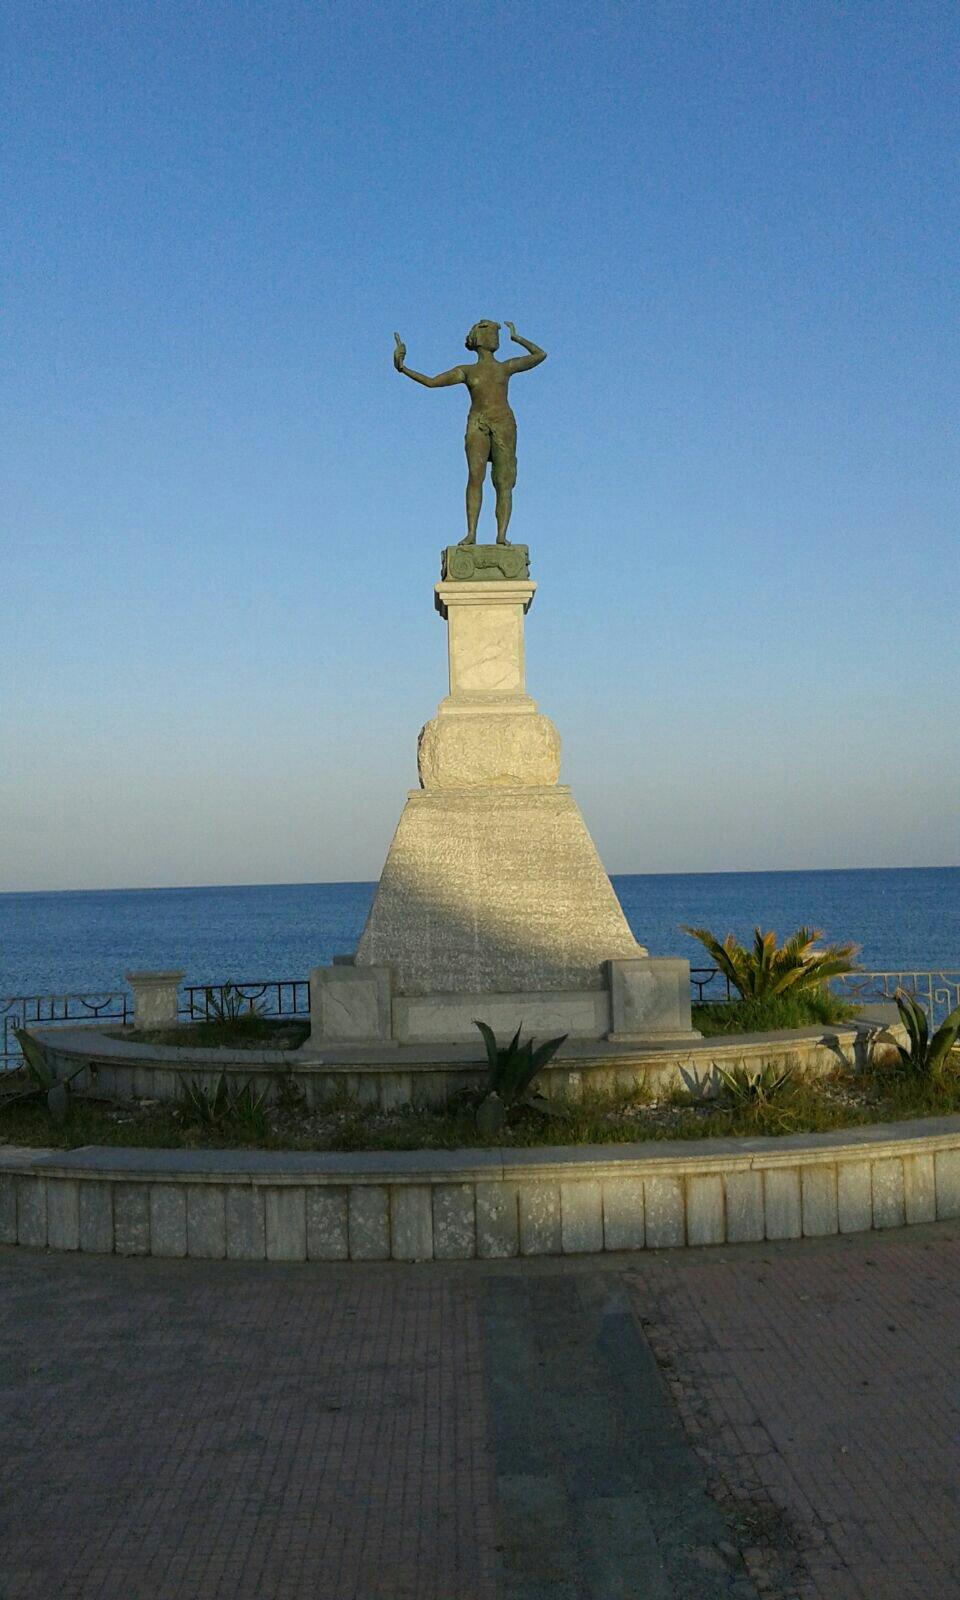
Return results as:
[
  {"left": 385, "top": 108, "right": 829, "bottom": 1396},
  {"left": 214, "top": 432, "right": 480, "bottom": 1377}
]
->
[
  {"left": 473, "top": 1021, "right": 568, "bottom": 1136},
  {"left": 190, "top": 984, "right": 264, "bottom": 1024},
  {"left": 6, "top": 1029, "right": 89, "bottom": 1123},
  {"left": 682, "top": 925, "right": 860, "bottom": 1001},
  {"left": 716, "top": 1062, "right": 794, "bottom": 1106},
  {"left": 891, "top": 991, "right": 960, "bottom": 1079}
]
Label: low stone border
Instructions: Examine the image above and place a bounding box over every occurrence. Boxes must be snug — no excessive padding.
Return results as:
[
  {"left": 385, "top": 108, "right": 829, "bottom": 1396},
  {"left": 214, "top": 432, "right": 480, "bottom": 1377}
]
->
[
  {"left": 32, "top": 1013, "right": 897, "bottom": 1110},
  {"left": 3, "top": 1114, "right": 959, "bottom": 1262}
]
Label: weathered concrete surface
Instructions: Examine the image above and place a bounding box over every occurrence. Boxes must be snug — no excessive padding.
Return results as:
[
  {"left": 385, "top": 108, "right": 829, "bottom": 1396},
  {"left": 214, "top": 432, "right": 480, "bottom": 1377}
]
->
[{"left": 354, "top": 786, "right": 644, "bottom": 997}]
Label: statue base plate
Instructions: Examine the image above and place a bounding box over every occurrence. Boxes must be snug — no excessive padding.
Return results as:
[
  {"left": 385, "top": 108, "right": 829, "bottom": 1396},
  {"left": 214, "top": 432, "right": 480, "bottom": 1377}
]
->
[{"left": 441, "top": 543, "right": 530, "bottom": 581}]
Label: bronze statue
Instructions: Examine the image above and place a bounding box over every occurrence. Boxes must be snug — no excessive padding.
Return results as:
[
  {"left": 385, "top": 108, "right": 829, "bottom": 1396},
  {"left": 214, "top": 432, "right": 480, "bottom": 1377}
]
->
[{"left": 393, "top": 320, "right": 546, "bottom": 545}]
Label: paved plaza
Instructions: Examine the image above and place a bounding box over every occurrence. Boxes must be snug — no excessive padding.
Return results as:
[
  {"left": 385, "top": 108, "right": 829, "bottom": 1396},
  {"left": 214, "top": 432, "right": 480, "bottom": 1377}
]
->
[{"left": 2, "top": 1224, "right": 959, "bottom": 1599}]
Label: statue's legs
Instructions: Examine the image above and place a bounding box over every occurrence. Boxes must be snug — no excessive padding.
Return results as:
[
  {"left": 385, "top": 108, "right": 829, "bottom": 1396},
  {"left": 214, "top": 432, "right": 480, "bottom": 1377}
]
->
[
  {"left": 491, "top": 422, "right": 518, "bottom": 546},
  {"left": 462, "top": 425, "right": 491, "bottom": 546}
]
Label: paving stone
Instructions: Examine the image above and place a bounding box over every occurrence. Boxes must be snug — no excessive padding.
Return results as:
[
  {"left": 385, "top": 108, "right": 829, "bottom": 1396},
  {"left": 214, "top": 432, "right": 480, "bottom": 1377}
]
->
[
  {"left": 686, "top": 1174, "right": 725, "bottom": 1246},
  {"left": 186, "top": 1186, "right": 226, "bottom": 1259},
  {"left": 602, "top": 1177, "right": 645, "bottom": 1251},
  {"left": 560, "top": 1179, "right": 603, "bottom": 1253},
  {"left": 643, "top": 1176, "right": 685, "bottom": 1249},
  {"left": 518, "top": 1181, "right": 561, "bottom": 1255},
  {"left": 476, "top": 1181, "right": 519, "bottom": 1258},
  {"left": 348, "top": 1185, "right": 390, "bottom": 1260},
  {"left": 432, "top": 1183, "right": 476, "bottom": 1259},
  {"left": 872, "top": 1158, "right": 906, "bottom": 1229},
  {"left": 723, "top": 1169, "right": 764, "bottom": 1243},
  {"left": 763, "top": 1168, "right": 801, "bottom": 1239},
  {"left": 46, "top": 1178, "right": 80, "bottom": 1251},
  {"left": 114, "top": 1183, "right": 150, "bottom": 1256},
  {"left": 79, "top": 1181, "right": 114, "bottom": 1253},
  {"left": 801, "top": 1165, "right": 838, "bottom": 1237},
  {"left": 225, "top": 1186, "right": 266, "bottom": 1260},
  {"left": 306, "top": 1187, "right": 349, "bottom": 1260},
  {"left": 391, "top": 1184, "right": 434, "bottom": 1260},
  {"left": 265, "top": 1187, "right": 307, "bottom": 1261},
  {"left": 837, "top": 1160, "right": 874, "bottom": 1233}
]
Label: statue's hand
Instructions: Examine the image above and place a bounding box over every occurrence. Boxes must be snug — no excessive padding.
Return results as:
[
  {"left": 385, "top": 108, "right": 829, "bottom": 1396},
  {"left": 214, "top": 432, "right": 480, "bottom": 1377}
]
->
[
  {"left": 393, "top": 332, "right": 406, "bottom": 372},
  {"left": 505, "top": 321, "right": 519, "bottom": 341}
]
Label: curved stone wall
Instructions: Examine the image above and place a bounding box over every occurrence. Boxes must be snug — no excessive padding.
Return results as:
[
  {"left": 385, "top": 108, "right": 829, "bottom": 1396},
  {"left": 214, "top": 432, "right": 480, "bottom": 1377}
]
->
[
  {"left": 3, "top": 1116, "right": 959, "bottom": 1262},
  {"left": 33, "top": 1018, "right": 891, "bottom": 1111}
]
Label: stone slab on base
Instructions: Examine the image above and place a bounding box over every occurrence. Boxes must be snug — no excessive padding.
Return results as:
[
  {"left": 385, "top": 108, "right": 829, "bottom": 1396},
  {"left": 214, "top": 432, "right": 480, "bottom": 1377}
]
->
[
  {"left": 355, "top": 786, "right": 646, "bottom": 996},
  {"left": 309, "top": 965, "right": 394, "bottom": 1045},
  {"left": 393, "top": 988, "right": 610, "bottom": 1045},
  {"left": 606, "top": 958, "right": 699, "bottom": 1041}
]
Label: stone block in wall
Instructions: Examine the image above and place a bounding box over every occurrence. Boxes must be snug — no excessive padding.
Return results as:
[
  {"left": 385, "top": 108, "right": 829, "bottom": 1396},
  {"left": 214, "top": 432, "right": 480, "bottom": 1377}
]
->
[
  {"left": 935, "top": 1150, "right": 960, "bottom": 1218},
  {"left": 872, "top": 1159, "right": 906, "bottom": 1229},
  {"left": 764, "top": 1169, "right": 801, "bottom": 1239},
  {"left": 801, "top": 1165, "right": 838, "bottom": 1237},
  {"left": 903, "top": 1154, "right": 936, "bottom": 1224},
  {"left": 432, "top": 1184, "right": 476, "bottom": 1259},
  {"left": 476, "top": 1181, "right": 519, "bottom": 1258},
  {"left": 307, "top": 1189, "right": 349, "bottom": 1260},
  {"left": 265, "top": 1188, "right": 307, "bottom": 1261},
  {"left": 79, "top": 1181, "right": 114, "bottom": 1253},
  {"left": 348, "top": 1186, "right": 390, "bottom": 1260},
  {"left": 643, "top": 1175, "right": 685, "bottom": 1248},
  {"left": 602, "top": 1178, "right": 645, "bottom": 1251},
  {"left": 519, "top": 1182, "right": 561, "bottom": 1256},
  {"left": 47, "top": 1180, "right": 80, "bottom": 1251},
  {"left": 391, "top": 1185, "right": 434, "bottom": 1261},
  {"left": 686, "top": 1174, "right": 725, "bottom": 1245},
  {"left": 837, "top": 1161, "right": 873, "bottom": 1233},
  {"left": 17, "top": 1177, "right": 47, "bottom": 1248},
  {"left": 151, "top": 1186, "right": 188, "bottom": 1258},
  {"left": 724, "top": 1170, "right": 764, "bottom": 1243},
  {"left": 560, "top": 1180, "right": 603, "bottom": 1254},
  {"left": 225, "top": 1186, "right": 266, "bottom": 1260},
  {"left": 186, "top": 1187, "right": 226, "bottom": 1259}
]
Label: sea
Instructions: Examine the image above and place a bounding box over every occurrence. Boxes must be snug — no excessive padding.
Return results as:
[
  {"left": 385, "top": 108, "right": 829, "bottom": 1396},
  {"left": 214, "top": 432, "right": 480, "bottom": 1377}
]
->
[{"left": 1, "top": 867, "right": 957, "bottom": 998}]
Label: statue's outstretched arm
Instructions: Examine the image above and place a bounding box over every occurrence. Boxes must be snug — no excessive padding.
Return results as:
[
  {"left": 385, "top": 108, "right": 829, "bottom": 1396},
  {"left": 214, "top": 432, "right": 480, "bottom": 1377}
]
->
[
  {"left": 503, "top": 322, "right": 546, "bottom": 374},
  {"left": 393, "top": 334, "right": 465, "bottom": 389}
]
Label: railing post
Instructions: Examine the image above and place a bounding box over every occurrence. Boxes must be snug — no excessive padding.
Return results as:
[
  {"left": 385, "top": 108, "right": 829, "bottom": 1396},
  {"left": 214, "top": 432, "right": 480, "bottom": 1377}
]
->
[{"left": 125, "top": 970, "right": 185, "bottom": 1031}]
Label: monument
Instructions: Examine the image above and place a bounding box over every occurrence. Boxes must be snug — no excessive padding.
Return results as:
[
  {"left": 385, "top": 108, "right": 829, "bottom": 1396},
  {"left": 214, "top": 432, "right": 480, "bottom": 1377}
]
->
[{"left": 305, "top": 321, "right": 696, "bottom": 1048}]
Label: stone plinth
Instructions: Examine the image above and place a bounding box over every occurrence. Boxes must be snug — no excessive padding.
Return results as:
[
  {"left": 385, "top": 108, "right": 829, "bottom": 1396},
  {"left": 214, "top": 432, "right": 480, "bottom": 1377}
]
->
[
  {"left": 441, "top": 543, "right": 530, "bottom": 581},
  {"left": 125, "top": 971, "right": 184, "bottom": 1031}
]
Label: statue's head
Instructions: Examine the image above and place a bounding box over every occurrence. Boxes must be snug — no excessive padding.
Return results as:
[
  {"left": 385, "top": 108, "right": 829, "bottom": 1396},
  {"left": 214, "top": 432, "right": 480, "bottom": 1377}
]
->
[{"left": 465, "top": 320, "right": 500, "bottom": 353}]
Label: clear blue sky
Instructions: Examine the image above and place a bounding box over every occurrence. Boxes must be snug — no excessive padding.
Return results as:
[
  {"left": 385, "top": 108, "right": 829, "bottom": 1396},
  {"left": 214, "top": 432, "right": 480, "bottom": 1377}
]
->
[{"left": 3, "top": 0, "right": 958, "bottom": 891}]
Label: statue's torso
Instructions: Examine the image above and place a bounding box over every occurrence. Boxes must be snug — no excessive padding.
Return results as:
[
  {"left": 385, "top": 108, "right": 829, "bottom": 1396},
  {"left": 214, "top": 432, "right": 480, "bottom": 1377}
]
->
[{"left": 464, "top": 358, "right": 513, "bottom": 420}]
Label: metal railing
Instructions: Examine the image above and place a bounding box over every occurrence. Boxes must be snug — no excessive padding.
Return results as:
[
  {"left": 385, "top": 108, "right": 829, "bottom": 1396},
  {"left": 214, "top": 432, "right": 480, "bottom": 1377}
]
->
[
  {"left": 831, "top": 971, "right": 960, "bottom": 1030},
  {"left": 2, "top": 991, "right": 132, "bottom": 1071},
  {"left": 180, "top": 980, "right": 310, "bottom": 1022}
]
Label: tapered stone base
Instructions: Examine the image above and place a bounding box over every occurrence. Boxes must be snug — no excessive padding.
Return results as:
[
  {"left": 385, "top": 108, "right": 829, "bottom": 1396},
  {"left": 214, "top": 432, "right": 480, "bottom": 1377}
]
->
[{"left": 354, "top": 785, "right": 646, "bottom": 996}]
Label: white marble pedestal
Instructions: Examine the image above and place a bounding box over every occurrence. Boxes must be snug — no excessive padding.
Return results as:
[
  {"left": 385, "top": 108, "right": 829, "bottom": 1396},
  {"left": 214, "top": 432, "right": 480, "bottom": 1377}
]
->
[{"left": 307, "top": 559, "right": 697, "bottom": 1048}]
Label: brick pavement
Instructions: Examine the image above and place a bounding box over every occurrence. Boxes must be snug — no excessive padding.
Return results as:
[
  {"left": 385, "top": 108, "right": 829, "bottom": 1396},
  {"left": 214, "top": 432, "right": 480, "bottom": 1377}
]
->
[
  {"left": 627, "top": 1221, "right": 960, "bottom": 1599},
  {"left": 3, "top": 1225, "right": 960, "bottom": 1598},
  {"left": 0, "top": 1254, "right": 498, "bottom": 1600}
]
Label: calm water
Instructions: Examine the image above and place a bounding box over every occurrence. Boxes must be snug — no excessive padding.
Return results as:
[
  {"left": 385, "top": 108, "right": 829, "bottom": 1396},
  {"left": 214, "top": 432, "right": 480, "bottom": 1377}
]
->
[{"left": 1, "top": 867, "right": 957, "bottom": 996}]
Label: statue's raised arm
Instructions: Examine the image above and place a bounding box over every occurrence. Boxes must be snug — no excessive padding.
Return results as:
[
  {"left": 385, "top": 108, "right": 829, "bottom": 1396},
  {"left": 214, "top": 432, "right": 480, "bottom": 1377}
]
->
[
  {"left": 393, "top": 333, "right": 465, "bottom": 389},
  {"left": 392, "top": 318, "right": 546, "bottom": 546}
]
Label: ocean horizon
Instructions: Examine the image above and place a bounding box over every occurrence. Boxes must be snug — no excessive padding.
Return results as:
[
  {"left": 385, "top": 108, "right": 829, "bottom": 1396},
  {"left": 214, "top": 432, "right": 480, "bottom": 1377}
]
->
[{"left": 2, "top": 865, "right": 957, "bottom": 998}]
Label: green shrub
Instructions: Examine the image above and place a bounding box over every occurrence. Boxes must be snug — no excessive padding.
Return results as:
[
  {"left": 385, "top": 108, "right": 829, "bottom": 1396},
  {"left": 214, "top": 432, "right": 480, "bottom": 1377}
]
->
[{"left": 891, "top": 990, "right": 960, "bottom": 1079}]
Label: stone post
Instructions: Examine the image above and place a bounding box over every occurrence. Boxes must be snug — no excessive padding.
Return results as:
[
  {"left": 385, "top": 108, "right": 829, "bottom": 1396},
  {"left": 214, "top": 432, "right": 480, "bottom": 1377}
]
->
[{"left": 125, "top": 970, "right": 184, "bottom": 1031}]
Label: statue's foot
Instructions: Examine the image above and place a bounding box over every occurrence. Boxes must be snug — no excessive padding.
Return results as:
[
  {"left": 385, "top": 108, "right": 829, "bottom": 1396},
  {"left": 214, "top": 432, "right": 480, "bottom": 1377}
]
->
[
  {"left": 495, "top": 536, "right": 512, "bottom": 547},
  {"left": 458, "top": 535, "right": 477, "bottom": 547}
]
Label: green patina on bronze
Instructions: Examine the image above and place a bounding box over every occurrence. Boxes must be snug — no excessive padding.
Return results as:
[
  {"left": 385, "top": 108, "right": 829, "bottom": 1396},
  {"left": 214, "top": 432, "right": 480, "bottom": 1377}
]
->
[
  {"left": 440, "top": 543, "right": 530, "bottom": 582},
  {"left": 393, "top": 320, "right": 546, "bottom": 546}
]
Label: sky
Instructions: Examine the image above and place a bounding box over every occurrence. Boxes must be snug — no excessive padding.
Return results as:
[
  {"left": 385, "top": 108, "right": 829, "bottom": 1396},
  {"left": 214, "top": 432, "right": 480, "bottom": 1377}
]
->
[{"left": 3, "top": 0, "right": 958, "bottom": 891}]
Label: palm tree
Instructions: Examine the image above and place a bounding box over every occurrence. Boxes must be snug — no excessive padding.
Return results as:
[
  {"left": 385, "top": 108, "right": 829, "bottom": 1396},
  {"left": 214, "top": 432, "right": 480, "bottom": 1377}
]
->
[{"left": 681, "top": 925, "right": 860, "bottom": 1001}]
